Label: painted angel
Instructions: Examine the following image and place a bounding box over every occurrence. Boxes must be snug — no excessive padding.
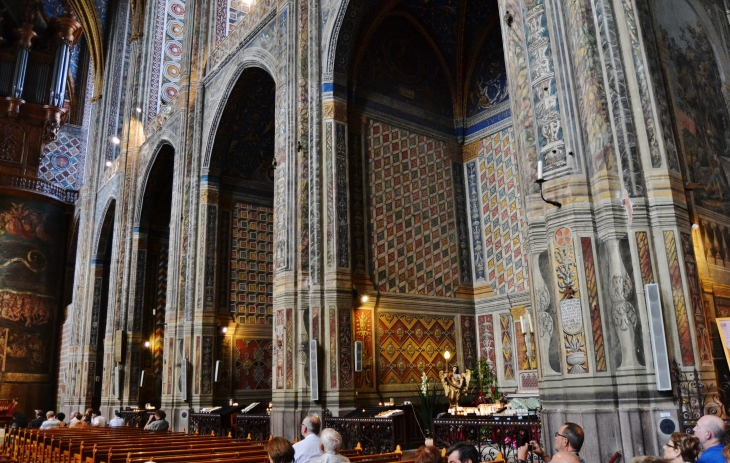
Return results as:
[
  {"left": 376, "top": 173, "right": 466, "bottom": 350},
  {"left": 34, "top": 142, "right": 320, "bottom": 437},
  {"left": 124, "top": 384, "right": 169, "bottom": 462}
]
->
[{"left": 440, "top": 366, "right": 471, "bottom": 409}]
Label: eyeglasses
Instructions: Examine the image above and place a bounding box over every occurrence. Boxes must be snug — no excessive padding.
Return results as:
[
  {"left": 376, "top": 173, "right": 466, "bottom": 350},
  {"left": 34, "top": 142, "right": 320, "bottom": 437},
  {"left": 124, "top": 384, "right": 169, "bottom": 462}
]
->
[
  {"left": 665, "top": 443, "right": 677, "bottom": 449},
  {"left": 555, "top": 432, "right": 567, "bottom": 439}
]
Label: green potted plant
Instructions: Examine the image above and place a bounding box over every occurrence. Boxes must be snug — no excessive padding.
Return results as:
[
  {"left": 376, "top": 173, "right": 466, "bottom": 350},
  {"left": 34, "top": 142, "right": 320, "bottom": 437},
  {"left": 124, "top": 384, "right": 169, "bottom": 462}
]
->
[
  {"left": 472, "top": 357, "right": 500, "bottom": 404},
  {"left": 415, "top": 372, "right": 442, "bottom": 444}
]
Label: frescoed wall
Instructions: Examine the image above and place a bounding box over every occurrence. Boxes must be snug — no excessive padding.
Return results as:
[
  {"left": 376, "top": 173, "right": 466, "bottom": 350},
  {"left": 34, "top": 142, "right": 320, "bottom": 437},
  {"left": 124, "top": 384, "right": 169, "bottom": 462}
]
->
[
  {"left": 366, "top": 121, "right": 462, "bottom": 297},
  {"left": 658, "top": 0, "right": 730, "bottom": 215},
  {"left": 0, "top": 197, "right": 68, "bottom": 375}
]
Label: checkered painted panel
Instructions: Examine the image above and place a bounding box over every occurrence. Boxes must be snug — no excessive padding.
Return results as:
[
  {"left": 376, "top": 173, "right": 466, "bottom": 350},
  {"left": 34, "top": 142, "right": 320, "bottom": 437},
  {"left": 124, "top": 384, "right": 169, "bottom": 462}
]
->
[
  {"left": 234, "top": 338, "right": 273, "bottom": 390},
  {"left": 39, "top": 128, "right": 86, "bottom": 190},
  {"left": 367, "top": 120, "right": 460, "bottom": 297},
  {"left": 230, "top": 202, "right": 274, "bottom": 325},
  {"left": 477, "top": 128, "right": 527, "bottom": 294}
]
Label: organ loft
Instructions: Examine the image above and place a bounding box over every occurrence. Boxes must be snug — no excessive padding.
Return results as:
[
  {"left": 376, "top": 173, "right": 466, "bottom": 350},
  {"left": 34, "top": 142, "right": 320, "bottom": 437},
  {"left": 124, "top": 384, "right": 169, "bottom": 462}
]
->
[{"left": 0, "top": 0, "right": 728, "bottom": 460}]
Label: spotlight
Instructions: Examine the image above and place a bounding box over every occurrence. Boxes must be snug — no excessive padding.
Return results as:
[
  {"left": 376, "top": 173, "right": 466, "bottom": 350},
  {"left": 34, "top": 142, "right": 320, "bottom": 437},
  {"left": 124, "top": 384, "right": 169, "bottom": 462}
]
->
[
  {"left": 111, "top": 136, "right": 120, "bottom": 145},
  {"left": 221, "top": 327, "right": 227, "bottom": 334},
  {"left": 443, "top": 350, "right": 451, "bottom": 360},
  {"left": 135, "top": 107, "right": 142, "bottom": 113},
  {"left": 692, "top": 223, "right": 699, "bottom": 230},
  {"left": 144, "top": 341, "right": 150, "bottom": 348},
  {"left": 105, "top": 161, "right": 112, "bottom": 167},
  {"left": 361, "top": 295, "right": 369, "bottom": 303}
]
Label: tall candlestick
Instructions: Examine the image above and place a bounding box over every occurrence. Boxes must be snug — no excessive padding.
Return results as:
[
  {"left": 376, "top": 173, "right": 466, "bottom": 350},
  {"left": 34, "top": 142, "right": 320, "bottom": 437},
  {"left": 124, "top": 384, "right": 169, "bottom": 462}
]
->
[
  {"left": 537, "top": 160, "right": 544, "bottom": 180},
  {"left": 519, "top": 316, "right": 526, "bottom": 334}
]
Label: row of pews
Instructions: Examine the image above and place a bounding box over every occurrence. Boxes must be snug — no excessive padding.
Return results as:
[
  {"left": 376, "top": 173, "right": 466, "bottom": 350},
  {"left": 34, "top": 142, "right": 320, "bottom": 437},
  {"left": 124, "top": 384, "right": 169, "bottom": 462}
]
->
[{"left": 0, "top": 427, "right": 416, "bottom": 463}]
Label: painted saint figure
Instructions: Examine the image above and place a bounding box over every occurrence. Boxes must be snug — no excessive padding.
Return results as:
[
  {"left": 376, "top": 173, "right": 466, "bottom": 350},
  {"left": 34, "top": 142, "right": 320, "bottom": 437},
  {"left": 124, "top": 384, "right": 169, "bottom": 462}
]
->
[{"left": 440, "top": 366, "right": 471, "bottom": 409}]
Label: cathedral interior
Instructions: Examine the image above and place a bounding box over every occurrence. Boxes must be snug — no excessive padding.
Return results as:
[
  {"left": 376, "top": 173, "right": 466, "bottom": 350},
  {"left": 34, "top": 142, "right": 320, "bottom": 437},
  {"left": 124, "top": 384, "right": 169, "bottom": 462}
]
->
[{"left": 1, "top": 0, "right": 730, "bottom": 460}]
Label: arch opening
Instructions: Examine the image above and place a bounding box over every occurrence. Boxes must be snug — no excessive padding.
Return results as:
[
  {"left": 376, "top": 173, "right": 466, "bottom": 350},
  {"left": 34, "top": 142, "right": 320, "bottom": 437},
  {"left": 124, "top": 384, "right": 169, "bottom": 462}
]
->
[{"left": 208, "top": 66, "right": 276, "bottom": 399}]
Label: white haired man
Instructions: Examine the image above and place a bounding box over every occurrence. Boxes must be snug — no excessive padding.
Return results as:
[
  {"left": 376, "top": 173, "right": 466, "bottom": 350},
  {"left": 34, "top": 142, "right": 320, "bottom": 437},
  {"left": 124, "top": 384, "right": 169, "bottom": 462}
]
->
[
  {"left": 310, "top": 428, "right": 350, "bottom": 463},
  {"left": 293, "top": 415, "right": 323, "bottom": 463},
  {"left": 40, "top": 411, "right": 61, "bottom": 430}
]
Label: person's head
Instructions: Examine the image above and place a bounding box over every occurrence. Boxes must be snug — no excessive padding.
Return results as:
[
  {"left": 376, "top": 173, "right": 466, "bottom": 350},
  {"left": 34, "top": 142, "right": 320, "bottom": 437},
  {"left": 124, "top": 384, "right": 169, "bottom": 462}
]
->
[
  {"left": 46, "top": 411, "right": 55, "bottom": 419},
  {"left": 92, "top": 410, "right": 100, "bottom": 417},
  {"left": 446, "top": 442, "right": 480, "bottom": 463},
  {"left": 555, "top": 423, "right": 584, "bottom": 453},
  {"left": 75, "top": 412, "right": 83, "bottom": 421},
  {"left": 35, "top": 410, "right": 43, "bottom": 418},
  {"left": 415, "top": 445, "right": 442, "bottom": 463},
  {"left": 56, "top": 413, "right": 65, "bottom": 422},
  {"left": 85, "top": 408, "right": 93, "bottom": 415},
  {"left": 663, "top": 433, "right": 700, "bottom": 463},
  {"left": 631, "top": 456, "right": 667, "bottom": 463},
  {"left": 552, "top": 452, "right": 581, "bottom": 463},
  {"left": 694, "top": 415, "right": 726, "bottom": 447},
  {"left": 301, "top": 415, "right": 321, "bottom": 437},
  {"left": 453, "top": 366, "right": 459, "bottom": 374},
  {"left": 265, "top": 437, "right": 295, "bottom": 463},
  {"left": 155, "top": 410, "right": 166, "bottom": 420},
  {"left": 319, "top": 428, "right": 343, "bottom": 455},
  {"left": 114, "top": 411, "right": 122, "bottom": 418}
]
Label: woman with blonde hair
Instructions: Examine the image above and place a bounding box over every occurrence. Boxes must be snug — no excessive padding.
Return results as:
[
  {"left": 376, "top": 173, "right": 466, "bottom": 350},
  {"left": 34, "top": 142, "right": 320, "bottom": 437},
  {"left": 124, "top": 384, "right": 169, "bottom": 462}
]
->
[{"left": 663, "top": 432, "right": 700, "bottom": 463}]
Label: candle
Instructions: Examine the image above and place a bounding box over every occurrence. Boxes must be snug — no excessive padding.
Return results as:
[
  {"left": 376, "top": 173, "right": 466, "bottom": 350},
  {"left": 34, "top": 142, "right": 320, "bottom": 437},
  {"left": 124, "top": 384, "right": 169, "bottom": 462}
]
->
[
  {"left": 519, "top": 316, "right": 526, "bottom": 334},
  {"left": 537, "top": 160, "right": 544, "bottom": 180},
  {"left": 527, "top": 313, "right": 534, "bottom": 333}
]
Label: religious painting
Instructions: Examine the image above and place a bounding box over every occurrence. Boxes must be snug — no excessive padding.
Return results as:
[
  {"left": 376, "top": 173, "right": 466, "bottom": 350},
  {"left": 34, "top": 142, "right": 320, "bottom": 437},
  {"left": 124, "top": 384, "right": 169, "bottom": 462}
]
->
[
  {"left": 0, "top": 198, "right": 68, "bottom": 375},
  {"left": 658, "top": 0, "right": 730, "bottom": 215}
]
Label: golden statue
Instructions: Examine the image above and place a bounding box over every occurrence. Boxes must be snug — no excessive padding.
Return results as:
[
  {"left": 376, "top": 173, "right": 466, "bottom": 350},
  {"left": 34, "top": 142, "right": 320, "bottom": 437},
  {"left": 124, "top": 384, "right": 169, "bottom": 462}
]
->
[{"left": 440, "top": 366, "right": 471, "bottom": 409}]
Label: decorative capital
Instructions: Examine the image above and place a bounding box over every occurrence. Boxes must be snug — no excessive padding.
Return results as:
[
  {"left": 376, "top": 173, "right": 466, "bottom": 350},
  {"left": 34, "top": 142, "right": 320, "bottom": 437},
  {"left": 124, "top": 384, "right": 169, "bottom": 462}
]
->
[
  {"left": 41, "top": 105, "right": 65, "bottom": 145},
  {"left": 49, "top": 14, "right": 83, "bottom": 47},
  {"left": 14, "top": 23, "right": 37, "bottom": 51}
]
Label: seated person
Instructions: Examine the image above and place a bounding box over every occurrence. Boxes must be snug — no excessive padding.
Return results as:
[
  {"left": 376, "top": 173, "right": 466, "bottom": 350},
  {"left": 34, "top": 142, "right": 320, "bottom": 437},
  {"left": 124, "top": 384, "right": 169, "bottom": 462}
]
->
[
  {"left": 39, "top": 411, "right": 61, "bottom": 429},
  {"left": 109, "top": 411, "right": 125, "bottom": 427},
  {"left": 416, "top": 446, "right": 442, "bottom": 463},
  {"left": 69, "top": 412, "right": 88, "bottom": 428},
  {"left": 91, "top": 410, "right": 107, "bottom": 427},
  {"left": 144, "top": 410, "right": 169, "bottom": 431},
  {"left": 56, "top": 412, "right": 67, "bottom": 427},
  {"left": 29, "top": 410, "right": 44, "bottom": 428},
  {"left": 266, "top": 436, "right": 296, "bottom": 463},
  {"left": 10, "top": 412, "right": 27, "bottom": 429},
  {"left": 310, "top": 428, "right": 350, "bottom": 463}
]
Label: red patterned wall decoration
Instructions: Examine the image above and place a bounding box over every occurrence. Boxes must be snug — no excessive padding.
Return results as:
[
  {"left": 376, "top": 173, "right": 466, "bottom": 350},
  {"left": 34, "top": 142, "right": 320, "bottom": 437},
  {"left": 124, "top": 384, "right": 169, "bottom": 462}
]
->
[
  {"left": 285, "top": 309, "right": 293, "bottom": 388},
  {"left": 339, "top": 308, "right": 353, "bottom": 388},
  {"left": 367, "top": 121, "right": 461, "bottom": 297},
  {"left": 664, "top": 231, "right": 695, "bottom": 366},
  {"left": 581, "top": 237, "right": 606, "bottom": 372},
  {"left": 379, "top": 314, "right": 454, "bottom": 384},
  {"left": 234, "top": 338, "right": 273, "bottom": 390},
  {"left": 635, "top": 232, "right": 655, "bottom": 285},
  {"left": 460, "top": 316, "right": 477, "bottom": 370},
  {"left": 330, "top": 307, "right": 337, "bottom": 388},
  {"left": 500, "top": 314, "right": 514, "bottom": 380},
  {"left": 312, "top": 306, "right": 320, "bottom": 341},
  {"left": 514, "top": 319, "right": 528, "bottom": 371},
  {"left": 717, "top": 297, "right": 730, "bottom": 318},
  {"left": 477, "top": 314, "right": 496, "bottom": 366},
  {"left": 680, "top": 233, "right": 712, "bottom": 365},
  {"left": 354, "top": 309, "right": 374, "bottom": 388}
]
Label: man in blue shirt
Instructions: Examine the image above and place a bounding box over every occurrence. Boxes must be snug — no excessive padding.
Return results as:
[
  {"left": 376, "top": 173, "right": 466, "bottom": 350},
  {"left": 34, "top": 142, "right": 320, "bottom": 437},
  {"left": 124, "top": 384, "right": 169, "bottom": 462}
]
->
[{"left": 695, "top": 415, "right": 726, "bottom": 463}]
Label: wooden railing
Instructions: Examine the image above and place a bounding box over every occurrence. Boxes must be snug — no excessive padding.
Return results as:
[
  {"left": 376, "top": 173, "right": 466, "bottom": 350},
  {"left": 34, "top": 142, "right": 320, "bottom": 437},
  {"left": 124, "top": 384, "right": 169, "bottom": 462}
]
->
[{"left": 0, "top": 174, "right": 79, "bottom": 204}]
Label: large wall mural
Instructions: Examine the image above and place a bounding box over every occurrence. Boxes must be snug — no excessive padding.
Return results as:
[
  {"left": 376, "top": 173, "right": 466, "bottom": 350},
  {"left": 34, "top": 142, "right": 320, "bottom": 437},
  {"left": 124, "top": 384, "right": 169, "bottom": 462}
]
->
[
  {"left": 0, "top": 198, "right": 67, "bottom": 375},
  {"left": 366, "top": 120, "right": 462, "bottom": 297},
  {"left": 378, "top": 313, "right": 455, "bottom": 384},
  {"left": 658, "top": 0, "right": 730, "bottom": 214},
  {"left": 466, "top": 26, "right": 509, "bottom": 119}
]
